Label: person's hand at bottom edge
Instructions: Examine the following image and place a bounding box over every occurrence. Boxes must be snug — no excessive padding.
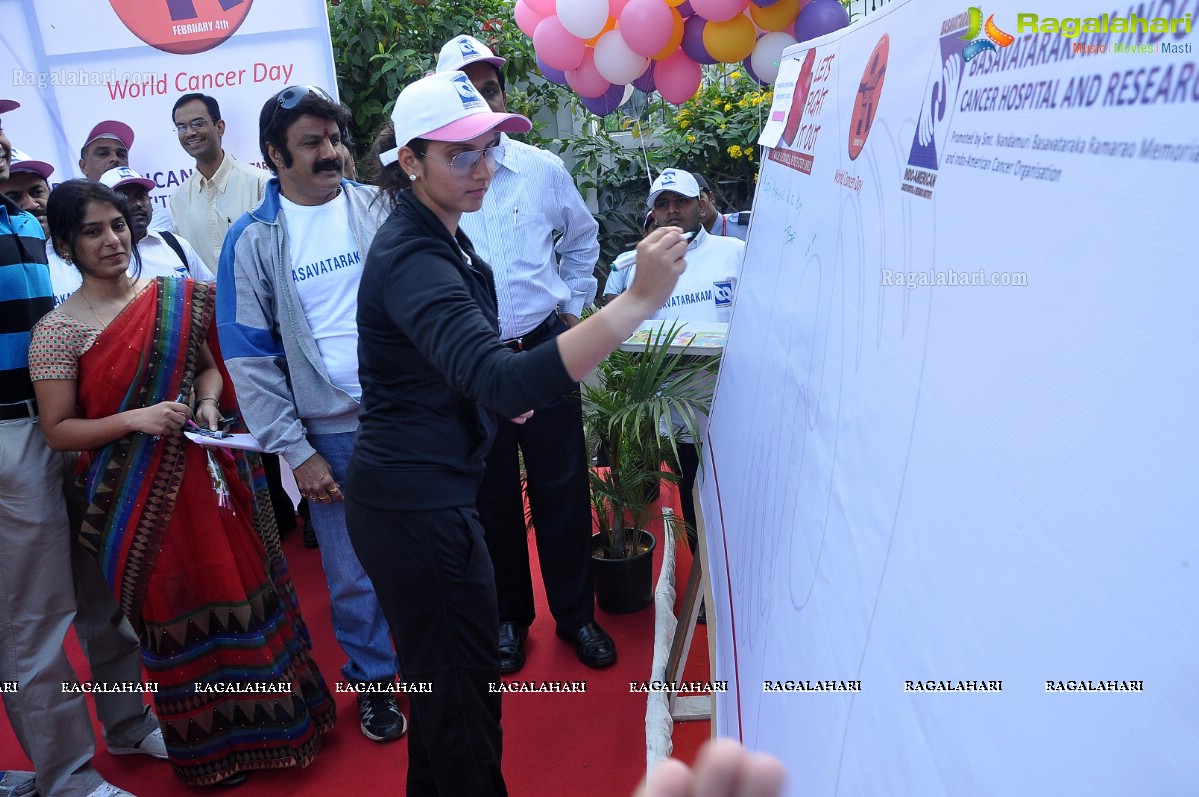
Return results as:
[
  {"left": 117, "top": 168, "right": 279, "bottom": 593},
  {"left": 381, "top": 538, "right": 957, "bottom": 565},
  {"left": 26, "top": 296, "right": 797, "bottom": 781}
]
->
[{"left": 634, "top": 738, "right": 787, "bottom": 797}]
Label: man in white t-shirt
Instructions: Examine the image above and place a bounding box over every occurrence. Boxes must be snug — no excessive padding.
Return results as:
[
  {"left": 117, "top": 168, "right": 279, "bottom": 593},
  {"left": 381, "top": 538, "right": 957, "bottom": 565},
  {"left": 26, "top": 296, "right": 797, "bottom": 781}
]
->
[
  {"left": 98, "top": 167, "right": 212, "bottom": 282},
  {"left": 618, "top": 168, "right": 745, "bottom": 546},
  {"left": 215, "top": 84, "right": 404, "bottom": 745}
]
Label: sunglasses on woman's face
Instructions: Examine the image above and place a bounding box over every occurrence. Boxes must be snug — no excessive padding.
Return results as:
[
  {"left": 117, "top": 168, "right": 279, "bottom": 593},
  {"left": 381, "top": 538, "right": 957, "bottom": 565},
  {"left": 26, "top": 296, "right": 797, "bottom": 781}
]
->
[{"left": 422, "top": 145, "right": 504, "bottom": 178}]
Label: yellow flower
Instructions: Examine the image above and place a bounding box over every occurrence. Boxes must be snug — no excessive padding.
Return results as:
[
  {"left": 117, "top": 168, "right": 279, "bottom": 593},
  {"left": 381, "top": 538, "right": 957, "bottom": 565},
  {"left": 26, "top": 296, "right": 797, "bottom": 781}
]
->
[
  {"left": 730, "top": 71, "right": 741, "bottom": 79},
  {"left": 679, "top": 119, "right": 689, "bottom": 129},
  {"left": 727, "top": 144, "right": 743, "bottom": 159},
  {"left": 687, "top": 134, "right": 696, "bottom": 143},
  {"left": 724, "top": 103, "right": 733, "bottom": 111},
  {"left": 720, "top": 124, "right": 726, "bottom": 131},
  {"left": 746, "top": 149, "right": 754, "bottom": 161}
]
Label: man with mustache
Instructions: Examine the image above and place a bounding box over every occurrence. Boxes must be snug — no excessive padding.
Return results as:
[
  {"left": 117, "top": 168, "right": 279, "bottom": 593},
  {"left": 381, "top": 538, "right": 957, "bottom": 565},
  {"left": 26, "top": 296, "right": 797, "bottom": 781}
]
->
[
  {"left": 614, "top": 169, "right": 745, "bottom": 553},
  {"left": 1, "top": 156, "right": 79, "bottom": 306},
  {"left": 97, "top": 166, "right": 212, "bottom": 281},
  {"left": 78, "top": 120, "right": 172, "bottom": 232},
  {"left": 215, "top": 85, "right": 406, "bottom": 744}
]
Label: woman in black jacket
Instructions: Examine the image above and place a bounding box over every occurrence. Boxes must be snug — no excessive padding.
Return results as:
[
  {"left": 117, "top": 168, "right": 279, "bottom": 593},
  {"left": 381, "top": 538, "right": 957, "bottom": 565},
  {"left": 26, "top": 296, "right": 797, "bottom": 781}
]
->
[{"left": 346, "top": 71, "right": 689, "bottom": 797}]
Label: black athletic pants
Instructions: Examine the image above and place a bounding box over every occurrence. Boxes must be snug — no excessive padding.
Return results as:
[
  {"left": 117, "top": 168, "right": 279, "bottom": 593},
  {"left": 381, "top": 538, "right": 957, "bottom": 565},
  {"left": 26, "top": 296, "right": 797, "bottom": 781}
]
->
[
  {"left": 476, "top": 317, "right": 594, "bottom": 632},
  {"left": 347, "top": 502, "right": 506, "bottom": 797}
]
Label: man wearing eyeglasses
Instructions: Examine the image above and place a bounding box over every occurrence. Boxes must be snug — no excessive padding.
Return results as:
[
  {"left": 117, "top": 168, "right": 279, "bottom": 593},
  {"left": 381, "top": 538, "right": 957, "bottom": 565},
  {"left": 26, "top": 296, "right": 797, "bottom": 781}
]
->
[
  {"left": 169, "top": 93, "right": 269, "bottom": 274},
  {"left": 216, "top": 85, "right": 406, "bottom": 744},
  {"left": 435, "top": 36, "right": 612, "bottom": 674}
]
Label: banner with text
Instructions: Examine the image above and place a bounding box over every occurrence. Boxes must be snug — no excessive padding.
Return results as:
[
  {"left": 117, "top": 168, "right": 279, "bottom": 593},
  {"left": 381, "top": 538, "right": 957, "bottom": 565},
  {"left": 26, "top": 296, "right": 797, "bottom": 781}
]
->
[
  {"left": 1, "top": 0, "right": 336, "bottom": 215},
  {"left": 701, "top": 0, "right": 1197, "bottom": 793}
]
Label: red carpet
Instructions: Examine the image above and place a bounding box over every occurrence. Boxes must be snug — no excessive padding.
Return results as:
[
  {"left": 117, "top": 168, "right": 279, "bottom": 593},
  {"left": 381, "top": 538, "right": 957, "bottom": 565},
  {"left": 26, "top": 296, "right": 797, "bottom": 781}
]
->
[{"left": 1, "top": 485, "right": 710, "bottom": 795}]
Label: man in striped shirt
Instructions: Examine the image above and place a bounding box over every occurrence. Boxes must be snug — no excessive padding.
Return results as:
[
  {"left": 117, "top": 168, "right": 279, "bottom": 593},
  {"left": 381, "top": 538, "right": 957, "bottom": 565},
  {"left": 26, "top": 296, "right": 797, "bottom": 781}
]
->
[{"left": 436, "top": 35, "right": 614, "bottom": 672}]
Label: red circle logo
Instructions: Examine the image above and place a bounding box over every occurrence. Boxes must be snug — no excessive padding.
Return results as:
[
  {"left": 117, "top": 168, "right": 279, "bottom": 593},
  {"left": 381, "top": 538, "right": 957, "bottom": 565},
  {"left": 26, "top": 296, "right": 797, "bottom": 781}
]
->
[
  {"left": 109, "top": 0, "right": 254, "bottom": 55},
  {"left": 848, "top": 33, "right": 889, "bottom": 160}
]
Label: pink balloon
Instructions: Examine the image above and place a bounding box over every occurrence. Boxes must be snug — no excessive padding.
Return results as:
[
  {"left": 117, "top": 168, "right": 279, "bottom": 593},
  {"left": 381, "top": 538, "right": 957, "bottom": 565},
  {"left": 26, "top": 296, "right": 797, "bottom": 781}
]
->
[
  {"left": 691, "top": 0, "right": 750, "bottom": 22},
  {"left": 619, "top": 0, "right": 674, "bottom": 57},
  {"left": 526, "top": 0, "right": 557, "bottom": 15},
  {"left": 534, "top": 16, "right": 587, "bottom": 71},
  {"left": 609, "top": 0, "right": 633, "bottom": 13},
  {"left": 566, "top": 49, "right": 613, "bottom": 98},
  {"left": 655, "top": 49, "right": 701, "bottom": 103},
  {"left": 515, "top": 0, "right": 548, "bottom": 38}
]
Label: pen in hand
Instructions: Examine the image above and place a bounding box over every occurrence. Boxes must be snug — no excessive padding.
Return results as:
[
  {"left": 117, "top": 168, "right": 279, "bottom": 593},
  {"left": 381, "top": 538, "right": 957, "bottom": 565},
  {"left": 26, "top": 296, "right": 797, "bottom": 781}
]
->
[{"left": 151, "top": 391, "right": 189, "bottom": 442}]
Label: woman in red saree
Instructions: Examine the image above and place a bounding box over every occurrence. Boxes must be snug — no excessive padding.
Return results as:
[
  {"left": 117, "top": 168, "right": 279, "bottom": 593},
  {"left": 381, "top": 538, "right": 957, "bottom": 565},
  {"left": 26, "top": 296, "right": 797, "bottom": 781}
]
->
[{"left": 29, "top": 180, "right": 335, "bottom": 787}]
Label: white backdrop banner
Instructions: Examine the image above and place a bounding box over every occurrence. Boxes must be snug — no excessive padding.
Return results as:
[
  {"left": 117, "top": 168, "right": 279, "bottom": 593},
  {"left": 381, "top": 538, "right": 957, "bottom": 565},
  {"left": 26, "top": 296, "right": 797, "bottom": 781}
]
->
[
  {"left": 701, "top": 0, "right": 1197, "bottom": 793},
  {"left": 1, "top": 0, "right": 336, "bottom": 214}
]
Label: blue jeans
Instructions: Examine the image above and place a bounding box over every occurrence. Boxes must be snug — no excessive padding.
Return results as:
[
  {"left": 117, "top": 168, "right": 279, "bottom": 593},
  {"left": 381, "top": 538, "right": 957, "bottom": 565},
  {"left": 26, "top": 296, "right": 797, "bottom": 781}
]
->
[{"left": 306, "top": 431, "right": 398, "bottom": 683}]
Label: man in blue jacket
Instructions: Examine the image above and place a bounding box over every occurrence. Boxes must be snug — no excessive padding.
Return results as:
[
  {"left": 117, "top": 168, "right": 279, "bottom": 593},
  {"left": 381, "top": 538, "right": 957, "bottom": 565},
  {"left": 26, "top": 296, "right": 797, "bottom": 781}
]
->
[{"left": 215, "top": 85, "right": 405, "bottom": 743}]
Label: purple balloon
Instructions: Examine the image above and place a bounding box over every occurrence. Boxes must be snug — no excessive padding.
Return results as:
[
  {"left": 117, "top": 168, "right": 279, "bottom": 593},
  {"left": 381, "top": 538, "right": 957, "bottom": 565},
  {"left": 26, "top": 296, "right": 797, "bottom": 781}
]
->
[
  {"left": 536, "top": 54, "right": 568, "bottom": 85},
  {"left": 793, "top": 0, "right": 851, "bottom": 42},
  {"left": 581, "top": 83, "right": 626, "bottom": 116},
  {"left": 676, "top": 0, "right": 695, "bottom": 16},
  {"left": 753, "top": 0, "right": 783, "bottom": 6},
  {"left": 632, "top": 62, "right": 656, "bottom": 93},
  {"left": 741, "top": 55, "right": 765, "bottom": 85},
  {"left": 681, "top": 16, "right": 718, "bottom": 65}
]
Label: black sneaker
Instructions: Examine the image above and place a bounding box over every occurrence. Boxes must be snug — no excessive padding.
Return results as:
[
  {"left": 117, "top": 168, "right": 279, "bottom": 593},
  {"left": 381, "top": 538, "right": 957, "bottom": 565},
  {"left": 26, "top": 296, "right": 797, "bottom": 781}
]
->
[{"left": 357, "top": 686, "right": 407, "bottom": 742}]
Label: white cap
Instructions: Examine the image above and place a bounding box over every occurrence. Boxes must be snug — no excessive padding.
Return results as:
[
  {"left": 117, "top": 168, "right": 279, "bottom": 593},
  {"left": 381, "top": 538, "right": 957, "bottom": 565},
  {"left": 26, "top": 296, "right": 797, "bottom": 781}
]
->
[
  {"left": 436, "top": 34, "right": 506, "bottom": 74},
  {"left": 379, "top": 72, "right": 530, "bottom": 166},
  {"left": 647, "top": 168, "right": 701, "bottom": 207},
  {"left": 99, "top": 166, "right": 155, "bottom": 192}
]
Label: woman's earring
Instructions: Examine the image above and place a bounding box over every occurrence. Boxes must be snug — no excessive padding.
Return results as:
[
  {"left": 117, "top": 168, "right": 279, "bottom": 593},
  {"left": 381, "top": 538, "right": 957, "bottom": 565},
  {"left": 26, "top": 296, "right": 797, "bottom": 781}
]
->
[
  {"left": 408, "top": 174, "right": 417, "bottom": 182},
  {"left": 61, "top": 252, "right": 73, "bottom": 264}
]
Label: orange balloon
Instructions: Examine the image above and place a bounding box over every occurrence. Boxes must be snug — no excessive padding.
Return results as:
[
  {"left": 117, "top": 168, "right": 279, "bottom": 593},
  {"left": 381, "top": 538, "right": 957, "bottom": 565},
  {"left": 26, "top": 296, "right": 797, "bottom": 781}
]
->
[
  {"left": 702, "top": 14, "right": 756, "bottom": 63},
  {"left": 664, "top": 0, "right": 687, "bottom": 6},
  {"left": 652, "top": 8, "right": 686, "bottom": 60},
  {"left": 585, "top": 15, "right": 618, "bottom": 46},
  {"left": 749, "top": 0, "right": 802, "bottom": 32}
]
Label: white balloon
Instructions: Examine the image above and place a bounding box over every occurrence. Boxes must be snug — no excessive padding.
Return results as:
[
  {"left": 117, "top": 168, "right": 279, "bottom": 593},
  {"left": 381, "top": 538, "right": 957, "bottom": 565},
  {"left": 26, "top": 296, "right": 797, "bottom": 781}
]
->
[
  {"left": 620, "top": 83, "right": 635, "bottom": 107},
  {"left": 557, "top": 0, "right": 612, "bottom": 39},
  {"left": 750, "top": 30, "right": 796, "bottom": 84},
  {"left": 593, "top": 30, "right": 650, "bottom": 86}
]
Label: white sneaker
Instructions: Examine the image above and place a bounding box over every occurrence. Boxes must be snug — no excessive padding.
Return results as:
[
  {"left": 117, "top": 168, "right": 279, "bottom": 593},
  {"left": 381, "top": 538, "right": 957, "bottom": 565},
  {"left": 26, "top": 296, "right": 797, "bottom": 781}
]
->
[
  {"left": 106, "top": 726, "right": 168, "bottom": 760},
  {"left": 83, "top": 782, "right": 136, "bottom": 797}
]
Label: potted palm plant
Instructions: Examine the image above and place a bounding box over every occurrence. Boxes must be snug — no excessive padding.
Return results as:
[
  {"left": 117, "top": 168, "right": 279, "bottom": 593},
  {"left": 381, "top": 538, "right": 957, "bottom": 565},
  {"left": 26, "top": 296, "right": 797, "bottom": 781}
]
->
[{"left": 582, "top": 320, "right": 720, "bottom": 613}]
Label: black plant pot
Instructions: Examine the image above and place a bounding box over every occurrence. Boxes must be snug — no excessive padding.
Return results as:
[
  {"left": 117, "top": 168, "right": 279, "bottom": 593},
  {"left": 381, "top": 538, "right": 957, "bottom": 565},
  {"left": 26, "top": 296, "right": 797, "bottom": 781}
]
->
[{"left": 592, "top": 530, "right": 657, "bottom": 614}]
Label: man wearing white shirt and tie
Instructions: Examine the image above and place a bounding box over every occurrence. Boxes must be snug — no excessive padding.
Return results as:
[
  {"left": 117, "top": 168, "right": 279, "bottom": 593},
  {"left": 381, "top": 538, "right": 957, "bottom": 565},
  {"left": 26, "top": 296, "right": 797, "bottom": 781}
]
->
[{"left": 436, "top": 34, "right": 614, "bottom": 672}]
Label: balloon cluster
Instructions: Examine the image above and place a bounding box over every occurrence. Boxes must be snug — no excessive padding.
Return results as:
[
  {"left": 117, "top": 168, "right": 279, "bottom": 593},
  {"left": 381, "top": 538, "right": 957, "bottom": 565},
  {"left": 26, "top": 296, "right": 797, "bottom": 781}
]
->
[{"left": 515, "top": 0, "right": 850, "bottom": 113}]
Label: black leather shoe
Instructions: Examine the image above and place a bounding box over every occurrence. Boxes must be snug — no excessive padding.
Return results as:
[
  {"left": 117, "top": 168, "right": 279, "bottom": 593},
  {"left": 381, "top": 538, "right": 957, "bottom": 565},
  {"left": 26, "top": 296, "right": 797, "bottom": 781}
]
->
[
  {"left": 498, "top": 622, "right": 528, "bottom": 674},
  {"left": 556, "top": 621, "right": 616, "bottom": 668}
]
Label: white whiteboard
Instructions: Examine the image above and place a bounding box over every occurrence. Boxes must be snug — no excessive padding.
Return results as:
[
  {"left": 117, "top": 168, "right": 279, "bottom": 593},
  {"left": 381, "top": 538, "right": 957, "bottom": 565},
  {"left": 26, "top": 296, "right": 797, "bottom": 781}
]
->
[{"left": 699, "top": 0, "right": 1199, "bottom": 793}]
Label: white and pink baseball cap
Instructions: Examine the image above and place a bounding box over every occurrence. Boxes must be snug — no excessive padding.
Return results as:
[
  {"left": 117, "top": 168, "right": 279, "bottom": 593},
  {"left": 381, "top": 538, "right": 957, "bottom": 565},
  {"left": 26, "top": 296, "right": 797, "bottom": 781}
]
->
[{"left": 378, "top": 71, "right": 530, "bottom": 166}]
